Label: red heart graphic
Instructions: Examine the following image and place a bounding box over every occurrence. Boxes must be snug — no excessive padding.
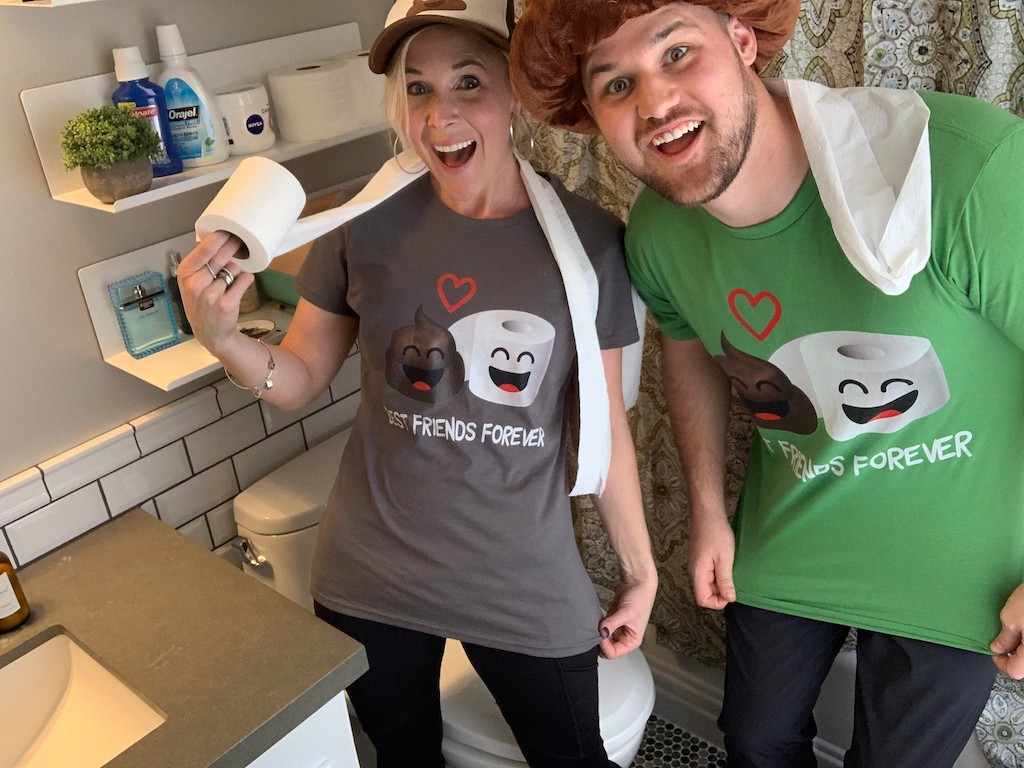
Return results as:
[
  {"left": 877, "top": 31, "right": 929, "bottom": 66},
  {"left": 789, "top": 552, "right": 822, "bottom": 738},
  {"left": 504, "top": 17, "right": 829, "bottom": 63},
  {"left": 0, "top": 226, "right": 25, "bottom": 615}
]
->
[
  {"left": 437, "top": 273, "right": 477, "bottom": 313},
  {"left": 728, "top": 289, "right": 782, "bottom": 341}
]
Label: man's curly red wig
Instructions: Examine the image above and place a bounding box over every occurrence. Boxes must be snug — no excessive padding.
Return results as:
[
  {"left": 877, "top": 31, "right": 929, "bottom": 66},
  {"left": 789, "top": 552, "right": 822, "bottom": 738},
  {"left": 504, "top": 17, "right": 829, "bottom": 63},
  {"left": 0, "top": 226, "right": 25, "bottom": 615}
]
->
[{"left": 510, "top": 0, "right": 801, "bottom": 133}]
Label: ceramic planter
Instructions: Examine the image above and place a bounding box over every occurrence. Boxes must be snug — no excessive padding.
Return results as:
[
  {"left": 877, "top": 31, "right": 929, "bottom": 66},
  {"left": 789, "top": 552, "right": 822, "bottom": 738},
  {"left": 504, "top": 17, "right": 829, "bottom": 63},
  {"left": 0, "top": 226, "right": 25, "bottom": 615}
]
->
[{"left": 80, "top": 156, "right": 153, "bottom": 204}]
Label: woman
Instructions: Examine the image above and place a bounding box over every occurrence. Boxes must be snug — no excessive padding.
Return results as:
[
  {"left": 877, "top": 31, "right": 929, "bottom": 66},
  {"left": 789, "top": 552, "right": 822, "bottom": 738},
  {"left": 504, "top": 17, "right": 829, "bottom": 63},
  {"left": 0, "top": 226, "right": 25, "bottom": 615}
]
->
[{"left": 179, "top": 2, "right": 656, "bottom": 766}]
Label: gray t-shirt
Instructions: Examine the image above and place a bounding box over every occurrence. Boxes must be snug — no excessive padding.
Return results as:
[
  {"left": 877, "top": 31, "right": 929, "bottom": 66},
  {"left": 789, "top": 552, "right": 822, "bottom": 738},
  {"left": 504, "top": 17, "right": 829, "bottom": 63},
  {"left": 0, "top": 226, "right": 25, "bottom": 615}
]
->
[{"left": 298, "top": 174, "right": 638, "bottom": 656}]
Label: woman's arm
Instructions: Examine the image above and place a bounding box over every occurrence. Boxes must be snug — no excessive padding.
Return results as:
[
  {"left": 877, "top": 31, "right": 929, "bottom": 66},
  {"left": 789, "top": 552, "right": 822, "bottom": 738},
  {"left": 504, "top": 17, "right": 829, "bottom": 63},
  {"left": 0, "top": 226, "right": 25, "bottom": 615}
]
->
[
  {"left": 179, "top": 231, "right": 357, "bottom": 411},
  {"left": 591, "top": 347, "right": 658, "bottom": 659}
]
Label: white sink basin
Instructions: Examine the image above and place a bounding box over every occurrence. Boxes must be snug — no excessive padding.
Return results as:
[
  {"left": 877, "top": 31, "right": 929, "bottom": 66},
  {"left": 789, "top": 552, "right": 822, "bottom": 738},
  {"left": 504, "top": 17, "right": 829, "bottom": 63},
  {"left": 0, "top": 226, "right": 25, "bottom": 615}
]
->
[{"left": 0, "top": 626, "right": 165, "bottom": 768}]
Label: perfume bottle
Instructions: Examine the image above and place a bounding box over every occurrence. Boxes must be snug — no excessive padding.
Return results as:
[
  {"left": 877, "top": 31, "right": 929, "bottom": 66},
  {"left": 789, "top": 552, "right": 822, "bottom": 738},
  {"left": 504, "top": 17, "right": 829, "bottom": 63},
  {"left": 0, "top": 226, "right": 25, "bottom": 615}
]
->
[{"left": 108, "top": 271, "right": 181, "bottom": 358}]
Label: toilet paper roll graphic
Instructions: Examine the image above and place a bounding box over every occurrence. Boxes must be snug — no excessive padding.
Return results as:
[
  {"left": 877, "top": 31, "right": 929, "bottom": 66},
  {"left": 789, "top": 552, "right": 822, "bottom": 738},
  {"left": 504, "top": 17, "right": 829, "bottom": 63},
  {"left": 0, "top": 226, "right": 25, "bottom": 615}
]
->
[
  {"left": 448, "top": 310, "right": 555, "bottom": 408},
  {"left": 195, "top": 152, "right": 426, "bottom": 272},
  {"left": 268, "top": 59, "right": 360, "bottom": 143},
  {"left": 770, "top": 330, "right": 949, "bottom": 441}
]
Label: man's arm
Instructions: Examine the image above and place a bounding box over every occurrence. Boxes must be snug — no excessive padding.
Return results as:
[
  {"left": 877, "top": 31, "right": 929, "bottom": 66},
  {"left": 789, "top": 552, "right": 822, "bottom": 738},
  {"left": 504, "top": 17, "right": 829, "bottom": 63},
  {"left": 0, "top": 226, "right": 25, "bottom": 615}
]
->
[{"left": 662, "top": 336, "right": 736, "bottom": 609}]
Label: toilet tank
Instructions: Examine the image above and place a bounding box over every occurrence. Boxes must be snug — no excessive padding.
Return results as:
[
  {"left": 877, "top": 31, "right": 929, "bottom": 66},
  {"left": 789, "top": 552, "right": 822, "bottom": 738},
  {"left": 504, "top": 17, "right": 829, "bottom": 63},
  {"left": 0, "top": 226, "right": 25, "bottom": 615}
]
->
[{"left": 233, "top": 428, "right": 351, "bottom": 611}]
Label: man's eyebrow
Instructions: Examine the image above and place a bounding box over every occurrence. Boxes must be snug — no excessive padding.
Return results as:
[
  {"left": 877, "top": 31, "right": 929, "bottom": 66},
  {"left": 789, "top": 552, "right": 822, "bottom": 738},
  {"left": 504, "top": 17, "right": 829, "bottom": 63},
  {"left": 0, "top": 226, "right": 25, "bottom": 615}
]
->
[
  {"left": 585, "top": 19, "right": 699, "bottom": 85},
  {"left": 652, "top": 20, "right": 696, "bottom": 45}
]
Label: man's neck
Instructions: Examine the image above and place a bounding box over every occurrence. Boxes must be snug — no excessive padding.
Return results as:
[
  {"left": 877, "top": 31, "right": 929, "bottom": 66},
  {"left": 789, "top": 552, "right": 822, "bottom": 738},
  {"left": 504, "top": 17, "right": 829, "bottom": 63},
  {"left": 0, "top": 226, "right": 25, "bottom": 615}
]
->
[{"left": 703, "top": 87, "right": 809, "bottom": 229}]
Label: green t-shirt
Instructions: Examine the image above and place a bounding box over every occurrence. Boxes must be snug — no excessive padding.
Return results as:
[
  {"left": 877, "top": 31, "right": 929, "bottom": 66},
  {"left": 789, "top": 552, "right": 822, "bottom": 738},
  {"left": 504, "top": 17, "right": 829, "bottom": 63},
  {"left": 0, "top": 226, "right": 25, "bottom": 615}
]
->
[{"left": 626, "top": 89, "right": 1024, "bottom": 654}]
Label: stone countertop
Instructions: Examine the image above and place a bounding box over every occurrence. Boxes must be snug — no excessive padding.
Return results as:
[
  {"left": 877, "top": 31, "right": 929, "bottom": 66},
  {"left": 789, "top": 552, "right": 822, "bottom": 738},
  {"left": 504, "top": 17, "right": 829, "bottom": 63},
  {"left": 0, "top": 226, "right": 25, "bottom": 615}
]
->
[{"left": 0, "top": 509, "right": 367, "bottom": 768}]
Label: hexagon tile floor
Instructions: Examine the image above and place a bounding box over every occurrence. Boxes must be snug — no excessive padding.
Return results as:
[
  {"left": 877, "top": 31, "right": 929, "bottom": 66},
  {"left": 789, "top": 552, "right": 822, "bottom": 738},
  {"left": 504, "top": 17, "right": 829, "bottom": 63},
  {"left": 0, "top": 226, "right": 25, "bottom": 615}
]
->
[{"left": 630, "top": 715, "right": 727, "bottom": 767}]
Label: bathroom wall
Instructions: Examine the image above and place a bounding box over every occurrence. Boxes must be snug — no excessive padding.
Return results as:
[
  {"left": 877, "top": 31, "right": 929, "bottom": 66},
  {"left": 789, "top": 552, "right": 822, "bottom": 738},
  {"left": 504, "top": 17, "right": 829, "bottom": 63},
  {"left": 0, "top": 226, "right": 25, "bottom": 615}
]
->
[
  {"left": 0, "top": 351, "right": 362, "bottom": 567},
  {"left": 0, "top": 0, "right": 390, "bottom": 558},
  {"left": 0, "top": 0, "right": 390, "bottom": 481}
]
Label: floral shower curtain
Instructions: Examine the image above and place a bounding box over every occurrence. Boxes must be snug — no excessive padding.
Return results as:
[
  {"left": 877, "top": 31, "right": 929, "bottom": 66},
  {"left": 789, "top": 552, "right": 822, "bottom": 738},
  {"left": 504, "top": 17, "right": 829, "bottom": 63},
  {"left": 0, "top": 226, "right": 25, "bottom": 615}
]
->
[{"left": 517, "top": 0, "right": 1024, "bottom": 764}]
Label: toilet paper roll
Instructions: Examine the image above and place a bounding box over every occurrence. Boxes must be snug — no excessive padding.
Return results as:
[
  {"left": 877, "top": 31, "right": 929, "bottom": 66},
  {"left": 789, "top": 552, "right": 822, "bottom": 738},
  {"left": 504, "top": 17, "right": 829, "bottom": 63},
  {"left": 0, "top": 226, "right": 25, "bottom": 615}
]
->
[
  {"left": 448, "top": 310, "right": 555, "bottom": 408},
  {"left": 194, "top": 151, "right": 426, "bottom": 272},
  {"left": 772, "top": 330, "right": 949, "bottom": 441},
  {"left": 335, "top": 51, "right": 386, "bottom": 127},
  {"left": 215, "top": 84, "right": 276, "bottom": 156},
  {"left": 268, "top": 59, "right": 360, "bottom": 143}
]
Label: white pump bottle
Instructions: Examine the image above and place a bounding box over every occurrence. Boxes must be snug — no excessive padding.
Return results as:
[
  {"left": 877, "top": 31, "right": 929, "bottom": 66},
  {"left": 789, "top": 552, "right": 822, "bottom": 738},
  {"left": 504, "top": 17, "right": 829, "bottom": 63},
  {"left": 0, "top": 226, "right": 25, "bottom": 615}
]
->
[{"left": 154, "top": 24, "right": 229, "bottom": 167}]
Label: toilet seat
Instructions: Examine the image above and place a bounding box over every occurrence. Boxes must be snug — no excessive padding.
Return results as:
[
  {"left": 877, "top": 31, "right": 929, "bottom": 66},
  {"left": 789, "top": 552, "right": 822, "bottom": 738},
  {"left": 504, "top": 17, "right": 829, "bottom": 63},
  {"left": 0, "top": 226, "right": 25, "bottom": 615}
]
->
[{"left": 439, "top": 639, "right": 655, "bottom": 767}]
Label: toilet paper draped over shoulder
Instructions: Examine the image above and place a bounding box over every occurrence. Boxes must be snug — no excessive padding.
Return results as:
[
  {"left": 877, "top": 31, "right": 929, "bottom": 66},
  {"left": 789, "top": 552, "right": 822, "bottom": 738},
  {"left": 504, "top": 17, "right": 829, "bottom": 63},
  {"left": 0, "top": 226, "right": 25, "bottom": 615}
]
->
[{"left": 510, "top": 0, "right": 801, "bottom": 132}]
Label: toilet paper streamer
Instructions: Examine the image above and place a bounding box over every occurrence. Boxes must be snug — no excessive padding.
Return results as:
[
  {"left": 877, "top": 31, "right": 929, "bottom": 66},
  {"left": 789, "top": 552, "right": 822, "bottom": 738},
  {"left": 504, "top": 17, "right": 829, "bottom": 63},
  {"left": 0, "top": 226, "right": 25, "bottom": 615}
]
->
[
  {"left": 194, "top": 152, "right": 426, "bottom": 273},
  {"left": 268, "top": 59, "right": 361, "bottom": 143}
]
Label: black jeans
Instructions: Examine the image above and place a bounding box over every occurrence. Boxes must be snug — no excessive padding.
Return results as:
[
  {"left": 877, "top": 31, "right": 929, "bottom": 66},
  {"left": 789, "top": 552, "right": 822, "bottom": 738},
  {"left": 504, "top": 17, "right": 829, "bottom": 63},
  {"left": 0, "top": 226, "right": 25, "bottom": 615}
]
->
[
  {"left": 719, "top": 602, "right": 997, "bottom": 768},
  {"left": 315, "top": 602, "right": 615, "bottom": 768}
]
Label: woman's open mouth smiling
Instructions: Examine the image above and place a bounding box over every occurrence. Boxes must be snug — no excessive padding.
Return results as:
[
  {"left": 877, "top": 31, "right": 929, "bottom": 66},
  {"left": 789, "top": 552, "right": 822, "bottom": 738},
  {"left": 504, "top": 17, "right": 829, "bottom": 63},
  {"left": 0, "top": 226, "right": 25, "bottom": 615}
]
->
[{"left": 434, "top": 139, "right": 476, "bottom": 167}]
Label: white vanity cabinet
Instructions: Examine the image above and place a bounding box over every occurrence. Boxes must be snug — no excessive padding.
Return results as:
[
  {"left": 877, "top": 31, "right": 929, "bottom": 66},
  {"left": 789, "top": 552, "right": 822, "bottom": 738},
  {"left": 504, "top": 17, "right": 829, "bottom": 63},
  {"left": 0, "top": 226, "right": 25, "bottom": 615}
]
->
[{"left": 245, "top": 691, "right": 361, "bottom": 768}]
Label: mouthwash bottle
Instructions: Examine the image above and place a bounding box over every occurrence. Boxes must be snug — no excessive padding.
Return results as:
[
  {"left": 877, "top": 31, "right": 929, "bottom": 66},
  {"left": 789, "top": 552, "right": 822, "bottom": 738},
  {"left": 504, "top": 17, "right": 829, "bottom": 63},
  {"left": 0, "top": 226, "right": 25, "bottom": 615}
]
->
[
  {"left": 154, "top": 24, "right": 229, "bottom": 168},
  {"left": 110, "top": 46, "right": 182, "bottom": 177}
]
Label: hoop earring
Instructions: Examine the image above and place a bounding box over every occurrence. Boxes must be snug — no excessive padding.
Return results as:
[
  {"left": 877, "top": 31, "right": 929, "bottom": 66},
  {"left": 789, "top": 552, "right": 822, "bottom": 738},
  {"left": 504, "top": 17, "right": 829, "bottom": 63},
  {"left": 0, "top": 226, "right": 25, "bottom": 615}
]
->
[
  {"left": 393, "top": 134, "right": 425, "bottom": 174},
  {"left": 509, "top": 111, "right": 536, "bottom": 162}
]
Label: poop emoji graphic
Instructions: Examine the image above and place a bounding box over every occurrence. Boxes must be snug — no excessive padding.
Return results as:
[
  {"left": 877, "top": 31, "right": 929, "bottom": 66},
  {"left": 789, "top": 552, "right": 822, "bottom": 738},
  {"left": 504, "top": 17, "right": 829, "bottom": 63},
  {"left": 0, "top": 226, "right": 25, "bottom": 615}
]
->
[
  {"left": 407, "top": 0, "right": 467, "bottom": 16},
  {"left": 385, "top": 306, "right": 465, "bottom": 403},
  {"left": 715, "top": 333, "right": 818, "bottom": 435}
]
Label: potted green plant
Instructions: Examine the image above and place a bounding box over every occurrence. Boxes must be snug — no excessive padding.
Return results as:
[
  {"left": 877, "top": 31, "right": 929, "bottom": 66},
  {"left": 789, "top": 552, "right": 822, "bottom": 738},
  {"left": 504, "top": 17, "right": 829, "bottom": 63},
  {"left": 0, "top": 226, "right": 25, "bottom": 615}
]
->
[{"left": 60, "top": 105, "right": 162, "bottom": 204}]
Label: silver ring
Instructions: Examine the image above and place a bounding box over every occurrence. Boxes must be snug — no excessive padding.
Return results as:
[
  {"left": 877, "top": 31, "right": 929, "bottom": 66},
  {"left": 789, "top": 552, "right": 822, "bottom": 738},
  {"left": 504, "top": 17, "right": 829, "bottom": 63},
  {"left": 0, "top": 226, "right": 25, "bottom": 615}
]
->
[
  {"left": 215, "top": 268, "right": 235, "bottom": 287},
  {"left": 204, "top": 263, "right": 217, "bottom": 280}
]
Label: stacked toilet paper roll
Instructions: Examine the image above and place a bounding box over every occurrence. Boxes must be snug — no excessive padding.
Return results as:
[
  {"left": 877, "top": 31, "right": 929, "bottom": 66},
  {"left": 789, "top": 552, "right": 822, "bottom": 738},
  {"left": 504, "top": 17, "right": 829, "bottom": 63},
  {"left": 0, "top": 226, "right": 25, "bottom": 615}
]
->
[
  {"left": 334, "top": 51, "right": 386, "bottom": 127},
  {"left": 268, "top": 59, "right": 361, "bottom": 143}
]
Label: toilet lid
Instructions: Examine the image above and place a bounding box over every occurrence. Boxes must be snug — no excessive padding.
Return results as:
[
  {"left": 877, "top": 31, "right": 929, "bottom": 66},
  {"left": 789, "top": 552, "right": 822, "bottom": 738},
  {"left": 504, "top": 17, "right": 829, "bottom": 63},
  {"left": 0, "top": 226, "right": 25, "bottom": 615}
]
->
[
  {"left": 439, "top": 639, "right": 655, "bottom": 760},
  {"left": 233, "top": 428, "right": 351, "bottom": 534}
]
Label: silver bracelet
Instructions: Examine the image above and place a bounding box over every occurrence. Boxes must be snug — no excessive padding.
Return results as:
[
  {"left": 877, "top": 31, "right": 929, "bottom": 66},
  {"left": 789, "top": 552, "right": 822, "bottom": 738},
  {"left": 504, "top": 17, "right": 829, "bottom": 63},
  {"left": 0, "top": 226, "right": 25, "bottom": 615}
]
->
[{"left": 224, "top": 338, "right": 276, "bottom": 399}]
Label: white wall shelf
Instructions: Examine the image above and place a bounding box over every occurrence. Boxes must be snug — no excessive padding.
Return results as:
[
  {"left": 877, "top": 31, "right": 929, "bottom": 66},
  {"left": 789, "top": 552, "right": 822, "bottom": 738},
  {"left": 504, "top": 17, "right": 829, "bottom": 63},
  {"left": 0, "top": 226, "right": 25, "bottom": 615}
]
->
[
  {"left": 78, "top": 232, "right": 295, "bottom": 391},
  {"left": 21, "top": 22, "right": 387, "bottom": 212}
]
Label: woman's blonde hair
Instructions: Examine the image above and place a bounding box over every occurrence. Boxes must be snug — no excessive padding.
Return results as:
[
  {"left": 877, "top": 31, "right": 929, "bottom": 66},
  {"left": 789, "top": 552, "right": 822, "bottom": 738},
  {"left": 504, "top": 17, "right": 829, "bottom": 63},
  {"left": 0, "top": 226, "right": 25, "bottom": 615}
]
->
[{"left": 383, "top": 26, "right": 513, "bottom": 154}]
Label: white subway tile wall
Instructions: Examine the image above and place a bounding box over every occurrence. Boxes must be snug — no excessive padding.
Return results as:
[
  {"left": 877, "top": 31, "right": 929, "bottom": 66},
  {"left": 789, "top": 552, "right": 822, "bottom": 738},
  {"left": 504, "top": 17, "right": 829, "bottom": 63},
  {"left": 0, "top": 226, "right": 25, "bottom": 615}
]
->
[
  {"left": 131, "top": 387, "right": 222, "bottom": 455},
  {"left": 186, "top": 406, "right": 267, "bottom": 473},
  {"left": 207, "top": 501, "right": 239, "bottom": 548},
  {"left": 233, "top": 424, "right": 307, "bottom": 490},
  {"left": 0, "top": 469, "right": 50, "bottom": 527},
  {"left": 0, "top": 351, "right": 362, "bottom": 568},
  {"left": 260, "top": 389, "right": 334, "bottom": 435},
  {"left": 177, "top": 515, "right": 215, "bottom": 551},
  {"left": 304, "top": 396, "right": 361, "bottom": 448},
  {"left": 101, "top": 443, "right": 193, "bottom": 516},
  {"left": 38, "top": 424, "right": 140, "bottom": 500},
  {"left": 6, "top": 484, "right": 109, "bottom": 563}
]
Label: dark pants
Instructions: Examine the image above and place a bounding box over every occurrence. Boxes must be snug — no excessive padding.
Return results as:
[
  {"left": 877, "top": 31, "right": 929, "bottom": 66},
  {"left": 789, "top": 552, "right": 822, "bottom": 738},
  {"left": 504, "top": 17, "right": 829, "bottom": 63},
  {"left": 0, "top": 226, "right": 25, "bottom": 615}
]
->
[
  {"left": 719, "top": 602, "right": 997, "bottom": 768},
  {"left": 314, "top": 602, "right": 614, "bottom": 768}
]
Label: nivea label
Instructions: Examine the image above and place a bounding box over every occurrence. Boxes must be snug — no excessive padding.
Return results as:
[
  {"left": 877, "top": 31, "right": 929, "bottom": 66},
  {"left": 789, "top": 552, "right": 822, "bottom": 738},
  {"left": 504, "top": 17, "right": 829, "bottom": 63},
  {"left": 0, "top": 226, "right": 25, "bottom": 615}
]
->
[{"left": 246, "top": 114, "right": 266, "bottom": 135}]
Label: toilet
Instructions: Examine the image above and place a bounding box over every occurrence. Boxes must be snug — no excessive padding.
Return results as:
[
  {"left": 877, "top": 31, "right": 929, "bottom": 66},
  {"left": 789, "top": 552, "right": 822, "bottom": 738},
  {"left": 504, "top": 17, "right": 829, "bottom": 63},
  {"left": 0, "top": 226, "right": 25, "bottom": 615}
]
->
[{"left": 233, "top": 427, "right": 656, "bottom": 767}]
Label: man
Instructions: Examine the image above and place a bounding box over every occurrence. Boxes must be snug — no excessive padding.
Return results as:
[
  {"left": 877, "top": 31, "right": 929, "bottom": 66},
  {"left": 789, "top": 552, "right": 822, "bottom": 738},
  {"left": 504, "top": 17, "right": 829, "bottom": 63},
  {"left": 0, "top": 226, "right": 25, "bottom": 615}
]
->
[{"left": 510, "top": 2, "right": 1024, "bottom": 766}]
